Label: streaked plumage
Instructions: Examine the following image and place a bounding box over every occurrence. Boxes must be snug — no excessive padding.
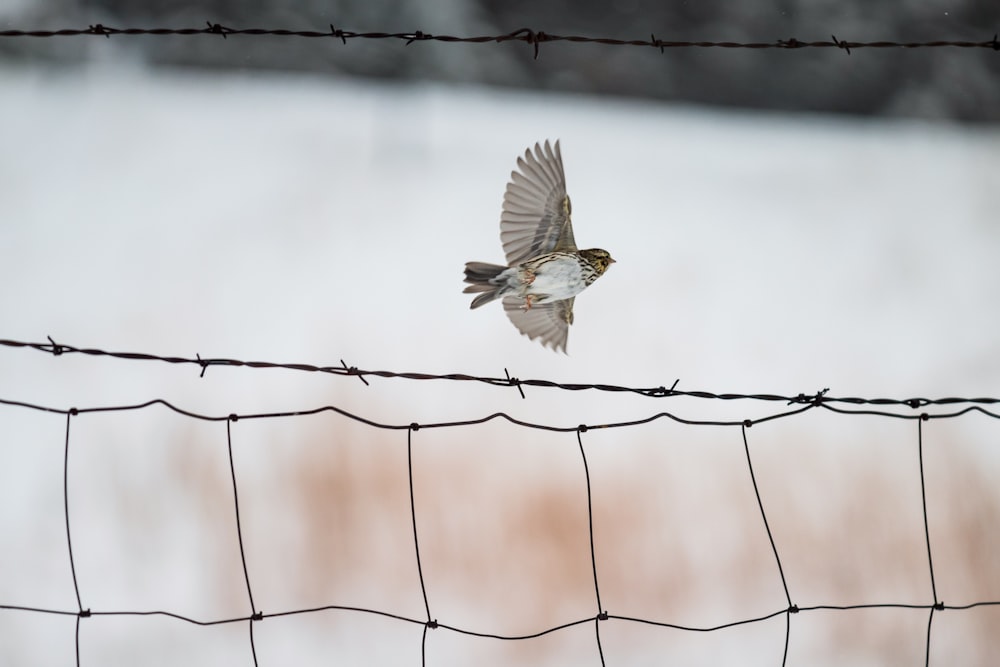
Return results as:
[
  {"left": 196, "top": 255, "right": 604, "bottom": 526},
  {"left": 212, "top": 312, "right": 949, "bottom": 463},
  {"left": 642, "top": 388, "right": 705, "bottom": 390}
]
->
[{"left": 463, "top": 140, "right": 614, "bottom": 353}]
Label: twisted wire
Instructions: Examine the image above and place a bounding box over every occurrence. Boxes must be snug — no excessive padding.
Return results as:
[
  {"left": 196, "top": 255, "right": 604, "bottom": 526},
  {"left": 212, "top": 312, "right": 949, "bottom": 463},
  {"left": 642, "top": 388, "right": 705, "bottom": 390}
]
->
[{"left": 0, "top": 24, "right": 997, "bottom": 59}]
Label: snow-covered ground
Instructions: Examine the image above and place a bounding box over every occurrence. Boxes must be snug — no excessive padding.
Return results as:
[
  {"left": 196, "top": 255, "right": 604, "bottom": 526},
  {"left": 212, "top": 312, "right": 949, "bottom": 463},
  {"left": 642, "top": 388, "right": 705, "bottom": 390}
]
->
[{"left": 1, "top": 63, "right": 999, "bottom": 665}]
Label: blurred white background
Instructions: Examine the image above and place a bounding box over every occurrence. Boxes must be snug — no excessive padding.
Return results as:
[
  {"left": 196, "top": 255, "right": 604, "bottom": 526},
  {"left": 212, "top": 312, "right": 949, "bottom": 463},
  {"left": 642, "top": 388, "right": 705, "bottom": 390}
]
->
[{"left": 1, "top": 26, "right": 1000, "bottom": 667}]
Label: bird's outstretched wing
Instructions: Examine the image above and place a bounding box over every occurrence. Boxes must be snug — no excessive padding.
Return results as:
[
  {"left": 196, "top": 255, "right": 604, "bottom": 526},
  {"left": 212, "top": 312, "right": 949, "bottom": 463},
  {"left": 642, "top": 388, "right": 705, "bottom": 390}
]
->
[
  {"left": 500, "top": 140, "right": 576, "bottom": 267},
  {"left": 502, "top": 296, "right": 575, "bottom": 354}
]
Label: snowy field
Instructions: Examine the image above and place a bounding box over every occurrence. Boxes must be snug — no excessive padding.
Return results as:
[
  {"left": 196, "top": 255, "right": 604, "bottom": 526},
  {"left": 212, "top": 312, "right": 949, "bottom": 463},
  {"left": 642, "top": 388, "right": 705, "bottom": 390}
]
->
[{"left": 1, "top": 63, "right": 1000, "bottom": 665}]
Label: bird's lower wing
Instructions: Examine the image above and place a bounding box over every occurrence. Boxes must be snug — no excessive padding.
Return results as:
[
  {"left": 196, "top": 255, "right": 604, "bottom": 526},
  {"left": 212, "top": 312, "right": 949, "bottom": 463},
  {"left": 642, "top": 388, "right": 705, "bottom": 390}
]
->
[{"left": 502, "top": 296, "right": 574, "bottom": 354}]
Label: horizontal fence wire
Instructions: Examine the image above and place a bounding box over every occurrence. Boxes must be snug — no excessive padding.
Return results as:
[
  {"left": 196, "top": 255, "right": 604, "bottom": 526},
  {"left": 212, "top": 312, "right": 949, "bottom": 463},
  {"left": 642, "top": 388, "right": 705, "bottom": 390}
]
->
[
  {"left": 0, "top": 24, "right": 998, "bottom": 58},
  {"left": 3, "top": 337, "right": 1000, "bottom": 413},
  {"left": 1, "top": 337, "right": 1000, "bottom": 666}
]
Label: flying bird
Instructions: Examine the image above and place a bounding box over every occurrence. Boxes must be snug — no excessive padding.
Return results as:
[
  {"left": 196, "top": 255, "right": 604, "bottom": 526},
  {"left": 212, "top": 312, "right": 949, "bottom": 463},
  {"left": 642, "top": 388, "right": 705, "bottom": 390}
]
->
[{"left": 463, "top": 140, "right": 614, "bottom": 353}]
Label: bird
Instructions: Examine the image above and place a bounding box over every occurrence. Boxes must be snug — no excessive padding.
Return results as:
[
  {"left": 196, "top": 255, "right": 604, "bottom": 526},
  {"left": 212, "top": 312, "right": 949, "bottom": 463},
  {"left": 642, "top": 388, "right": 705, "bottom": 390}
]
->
[{"left": 463, "top": 140, "right": 615, "bottom": 353}]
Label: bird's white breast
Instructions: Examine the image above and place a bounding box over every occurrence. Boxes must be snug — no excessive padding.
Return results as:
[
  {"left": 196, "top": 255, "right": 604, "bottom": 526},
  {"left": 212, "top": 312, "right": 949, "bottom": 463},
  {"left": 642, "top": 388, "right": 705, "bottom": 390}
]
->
[{"left": 518, "top": 253, "right": 588, "bottom": 302}]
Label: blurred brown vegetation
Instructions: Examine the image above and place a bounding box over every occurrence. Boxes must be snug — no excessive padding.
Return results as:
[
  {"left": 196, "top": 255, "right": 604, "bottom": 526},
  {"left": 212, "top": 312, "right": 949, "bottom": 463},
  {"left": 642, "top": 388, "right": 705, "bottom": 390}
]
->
[{"left": 160, "top": 407, "right": 1000, "bottom": 664}]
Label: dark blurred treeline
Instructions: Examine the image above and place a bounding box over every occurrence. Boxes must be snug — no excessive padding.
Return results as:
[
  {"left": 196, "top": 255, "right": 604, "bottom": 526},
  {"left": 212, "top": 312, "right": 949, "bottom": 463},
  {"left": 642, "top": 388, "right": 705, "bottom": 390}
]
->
[{"left": 3, "top": 0, "right": 998, "bottom": 122}]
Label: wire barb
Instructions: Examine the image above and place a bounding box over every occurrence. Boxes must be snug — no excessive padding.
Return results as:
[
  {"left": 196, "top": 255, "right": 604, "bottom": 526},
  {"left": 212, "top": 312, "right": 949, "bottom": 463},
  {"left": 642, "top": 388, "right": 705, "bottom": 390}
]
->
[
  {"left": 206, "top": 22, "right": 229, "bottom": 39},
  {"left": 787, "top": 387, "right": 829, "bottom": 406},
  {"left": 196, "top": 353, "right": 209, "bottom": 378},
  {"left": 504, "top": 368, "right": 526, "bottom": 399},
  {"left": 648, "top": 378, "right": 682, "bottom": 397},
  {"left": 329, "top": 24, "right": 347, "bottom": 44},
  {"left": 341, "top": 359, "right": 370, "bottom": 386},
  {"left": 503, "top": 27, "right": 545, "bottom": 59},
  {"left": 46, "top": 335, "right": 64, "bottom": 356},
  {"left": 831, "top": 34, "right": 851, "bottom": 55},
  {"left": 405, "top": 30, "right": 430, "bottom": 46}
]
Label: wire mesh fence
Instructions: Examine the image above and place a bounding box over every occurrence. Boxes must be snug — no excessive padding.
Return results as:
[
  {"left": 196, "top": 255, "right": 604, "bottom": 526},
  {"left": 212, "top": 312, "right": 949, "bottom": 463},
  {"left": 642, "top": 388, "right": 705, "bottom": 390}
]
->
[{"left": 1, "top": 337, "right": 999, "bottom": 665}]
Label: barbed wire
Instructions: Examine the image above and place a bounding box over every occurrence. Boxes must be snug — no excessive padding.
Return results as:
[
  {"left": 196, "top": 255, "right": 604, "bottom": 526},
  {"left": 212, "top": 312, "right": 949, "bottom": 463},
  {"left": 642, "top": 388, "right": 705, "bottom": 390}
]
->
[
  {"left": 3, "top": 337, "right": 1000, "bottom": 413},
  {"left": 0, "top": 23, "right": 998, "bottom": 59}
]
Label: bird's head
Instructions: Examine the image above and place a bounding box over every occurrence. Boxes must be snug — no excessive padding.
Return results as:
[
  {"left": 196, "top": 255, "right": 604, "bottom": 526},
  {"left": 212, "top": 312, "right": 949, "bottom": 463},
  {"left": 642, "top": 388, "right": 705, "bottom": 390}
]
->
[{"left": 580, "top": 248, "right": 616, "bottom": 275}]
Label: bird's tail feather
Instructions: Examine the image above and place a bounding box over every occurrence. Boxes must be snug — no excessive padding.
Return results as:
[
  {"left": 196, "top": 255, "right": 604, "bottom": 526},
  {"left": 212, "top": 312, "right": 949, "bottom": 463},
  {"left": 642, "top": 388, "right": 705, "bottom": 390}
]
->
[{"left": 463, "top": 262, "right": 508, "bottom": 309}]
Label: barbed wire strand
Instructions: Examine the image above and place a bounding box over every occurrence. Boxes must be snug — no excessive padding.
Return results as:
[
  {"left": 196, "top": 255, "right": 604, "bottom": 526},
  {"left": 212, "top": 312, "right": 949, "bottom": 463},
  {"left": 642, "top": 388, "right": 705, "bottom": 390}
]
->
[
  {"left": 3, "top": 343, "right": 1000, "bottom": 665},
  {"left": 4, "top": 337, "right": 1000, "bottom": 410},
  {"left": 0, "top": 24, "right": 998, "bottom": 59}
]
